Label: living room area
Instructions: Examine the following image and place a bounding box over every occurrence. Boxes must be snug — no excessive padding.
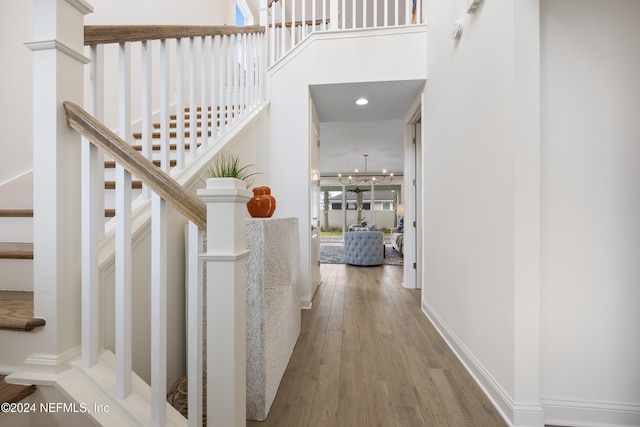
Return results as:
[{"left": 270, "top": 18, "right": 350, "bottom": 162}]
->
[
  {"left": 311, "top": 80, "right": 423, "bottom": 270},
  {"left": 319, "top": 185, "right": 405, "bottom": 266}
]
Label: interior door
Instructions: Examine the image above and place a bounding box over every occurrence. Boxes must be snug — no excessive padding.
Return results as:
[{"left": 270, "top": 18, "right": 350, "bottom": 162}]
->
[{"left": 309, "top": 101, "right": 321, "bottom": 294}]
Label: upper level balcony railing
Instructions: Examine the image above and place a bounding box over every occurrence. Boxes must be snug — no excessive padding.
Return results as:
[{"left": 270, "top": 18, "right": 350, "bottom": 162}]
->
[{"left": 266, "top": 0, "right": 423, "bottom": 64}]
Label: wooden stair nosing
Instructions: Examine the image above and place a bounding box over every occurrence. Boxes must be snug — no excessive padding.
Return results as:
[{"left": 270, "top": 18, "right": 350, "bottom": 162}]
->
[
  {"left": 0, "top": 375, "right": 36, "bottom": 404},
  {"left": 0, "top": 210, "right": 33, "bottom": 218},
  {"left": 132, "top": 130, "right": 214, "bottom": 140},
  {"left": 104, "top": 181, "right": 143, "bottom": 190},
  {"left": 171, "top": 113, "right": 231, "bottom": 120},
  {"left": 0, "top": 291, "right": 46, "bottom": 332},
  {"left": 104, "top": 159, "right": 177, "bottom": 169},
  {"left": 131, "top": 142, "right": 203, "bottom": 152},
  {"left": 0, "top": 243, "right": 34, "bottom": 260},
  {"left": 153, "top": 120, "right": 215, "bottom": 129}
]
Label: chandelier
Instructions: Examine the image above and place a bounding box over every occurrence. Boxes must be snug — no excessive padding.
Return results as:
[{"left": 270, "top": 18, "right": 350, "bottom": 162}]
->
[{"left": 338, "top": 154, "right": 393, "bottom": 185}]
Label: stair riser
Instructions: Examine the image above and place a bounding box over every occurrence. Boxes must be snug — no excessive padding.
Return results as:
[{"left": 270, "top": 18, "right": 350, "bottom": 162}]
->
[
  {"left": 0, "top": 218, "right": 32, "bottom": 243},
  {"left": 0, "top": 260, "right": 33, "bottom": 292},
  {"left": 0, "top": 329, "right": 40, "bottom": 373}
]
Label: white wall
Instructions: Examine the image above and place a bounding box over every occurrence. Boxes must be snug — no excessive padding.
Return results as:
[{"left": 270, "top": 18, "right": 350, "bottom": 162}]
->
[
  {"left": 268, "top": 26, "right": 426, "bottom": 307},
  {"left": 422, "top": 0, "right": 544, "bottom": 424},
  {"left": 423, "top": 0, "right": 518, "bottom": 408},
  {"left": 85, "top": 0, "right": 235, "bottom": 25},
  {"left": 423, "top": 0, "right": 640, "bottom": 426},
  {"left": 0, "top": 1, "right": 33, "bottom": 189},
  {"left": 540, "top": 1, "right": 640, "bottom": 425}
]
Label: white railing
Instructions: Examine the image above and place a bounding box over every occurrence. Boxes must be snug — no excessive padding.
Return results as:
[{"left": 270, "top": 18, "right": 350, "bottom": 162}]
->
[
  {"left": 266, "top": 0, "right": 423, "bottom": 64},
  {"left": 78, "top": 25, "right": 265, "bottom": 426}
]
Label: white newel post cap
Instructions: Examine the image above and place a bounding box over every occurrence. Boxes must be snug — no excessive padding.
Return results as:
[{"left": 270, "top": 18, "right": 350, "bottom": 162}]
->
[{"left": 198, "top": 178, "right": 252, "bottom": 252}]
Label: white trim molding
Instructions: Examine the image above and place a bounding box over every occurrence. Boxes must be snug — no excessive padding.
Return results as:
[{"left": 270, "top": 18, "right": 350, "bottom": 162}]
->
[
  {"left": 300, "top": 296, "right": 313, "bottom": 310},
  {"left": 541, "top": 397, "right": 640, "bottom": 427},
  {"left": 65, "top": 0, "right": 94, "bottom": 15},
  {"left": 422, "top": 301, "right": 544, "bottom": 427},
  {"left": 25, "top": 39, "right": 91, "bottom": 64}
]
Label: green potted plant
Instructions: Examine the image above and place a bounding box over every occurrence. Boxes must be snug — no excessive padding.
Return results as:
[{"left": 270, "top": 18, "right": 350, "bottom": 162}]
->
[{"left": 206, "top": 151, "right": 259, "bottom": 188}]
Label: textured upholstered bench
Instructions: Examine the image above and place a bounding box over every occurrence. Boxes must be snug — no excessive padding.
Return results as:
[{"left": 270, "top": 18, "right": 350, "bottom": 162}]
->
[{"left": 344, "top": 231, "right": 384, "bottom": 266}]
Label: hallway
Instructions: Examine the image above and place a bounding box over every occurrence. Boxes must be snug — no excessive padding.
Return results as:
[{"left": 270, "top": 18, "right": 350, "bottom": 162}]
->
[{"left": 247, "top": 264, "right": 507, "bottom": 426}]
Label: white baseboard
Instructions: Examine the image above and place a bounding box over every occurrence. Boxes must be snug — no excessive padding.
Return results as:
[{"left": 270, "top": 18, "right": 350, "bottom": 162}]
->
[
  {"left": 541, "top": 397, "right": 640, "bottom": 427},
  {"left": 422, "top": 301, "right": 640, "bottom": 427},
  {"left": 300, "top": 297, "right": 312, "bottom": 310},
  {"left": 421, "top": 301, "right": 544, "bottom": 427}
]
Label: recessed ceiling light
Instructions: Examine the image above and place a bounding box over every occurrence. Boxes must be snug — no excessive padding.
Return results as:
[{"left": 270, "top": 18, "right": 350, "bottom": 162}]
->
[{"left": 355, "top": 97, "right": 369, "bottom": 106}]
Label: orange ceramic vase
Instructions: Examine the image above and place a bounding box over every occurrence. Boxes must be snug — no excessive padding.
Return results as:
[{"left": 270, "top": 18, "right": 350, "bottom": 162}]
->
[
  {"left": 247, "top": 187, "right": 271, "bottom": 218},
  {"left": 261, "top": 186, "right": 276, "bottom": 217}
]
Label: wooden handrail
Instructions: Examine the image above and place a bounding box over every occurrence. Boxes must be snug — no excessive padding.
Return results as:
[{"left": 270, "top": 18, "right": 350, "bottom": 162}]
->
[
  {"left": 268, "top": 0, "right": 279, "bottom": 8},
  {"left": 63, "top": 101, "right": 207, "bottom": 230},
  {"left": 84, "top": 25, "right": 265, "bottom": 46}
]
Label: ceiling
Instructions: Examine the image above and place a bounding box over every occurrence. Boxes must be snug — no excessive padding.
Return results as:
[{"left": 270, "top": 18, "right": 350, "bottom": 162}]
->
[{"left": 310, "top": 80, "right": 425, "bottom": 179}]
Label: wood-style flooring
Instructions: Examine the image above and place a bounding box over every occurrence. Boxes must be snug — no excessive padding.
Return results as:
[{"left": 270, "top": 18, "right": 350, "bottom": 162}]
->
[{"left": 247, "top": 263, "right": 507, "bottom": 427}]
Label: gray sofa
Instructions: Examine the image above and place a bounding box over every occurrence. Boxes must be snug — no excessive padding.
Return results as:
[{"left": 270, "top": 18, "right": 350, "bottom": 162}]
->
[{"left": 344, "top": 231, "right": 384, "bottom": 266}]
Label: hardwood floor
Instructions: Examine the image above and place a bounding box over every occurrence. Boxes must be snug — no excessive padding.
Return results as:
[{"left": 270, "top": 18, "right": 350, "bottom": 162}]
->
[{"left": 247, "top": 264, "right": 507, "bottom": 427}]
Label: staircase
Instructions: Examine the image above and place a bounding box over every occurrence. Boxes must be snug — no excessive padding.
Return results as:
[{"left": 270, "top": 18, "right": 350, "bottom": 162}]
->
[{"left": 0, "top": 104, "right": 223, "bottom": 334}]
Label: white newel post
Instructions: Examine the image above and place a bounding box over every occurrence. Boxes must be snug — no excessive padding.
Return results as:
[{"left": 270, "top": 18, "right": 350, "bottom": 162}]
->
[
  {"left": 22, "top": 0, "right": 93, "bottom": 375},
  {"left": 198, "top": 178, "right": 252, "bottom": 427}
]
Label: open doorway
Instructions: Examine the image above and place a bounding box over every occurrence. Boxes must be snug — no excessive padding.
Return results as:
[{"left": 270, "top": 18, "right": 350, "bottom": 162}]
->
[{"left": 402, "top": 93, "right": 423, "bottom": 289}]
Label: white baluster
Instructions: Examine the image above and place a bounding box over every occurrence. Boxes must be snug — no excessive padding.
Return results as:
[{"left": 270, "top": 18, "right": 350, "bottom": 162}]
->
[
  {"left": 270, "top": 5, "right": 275, "bottom": 64},
  {"left": 322, "top": 0, "right": 327, "bottom": 30},
  {"left": 384, "top": 0, "right": 389, "bottom": 26},
  {"left": 291, "top": 0, "right": 296, "bottom": 47},
  {"left": 245, "top": 33, "right": 252, "bottom": 110},
  {"left": 141, "top": 40, "right": 153, "bottom": 198},
  {"left": 281, "top": 0, "right": 286, "bottom": 57},
  {"left": 302, "top": 0, "right": 307, "bottom": 37},
  {"left": 352, "top": 0, "right": 356, "bottom": 28},
  {"left": 394, "top": 0, "right": 399, "bottom": 25},
  {"left": 160, "top": 40, "right": 171, "bottom": 172},
  {"left": 312, "top": 0, "right": 317, "bottom": 33},
  {"left": 150, "top": 192, "right": 168, "bottom": 427},
  {"left": 257, "top": 32, "right": 264, "bottom": 103},
  {"left": 116, "top": 41, "right": 132, "bottom": 398},
  {"left": 416, "top": 0, "right": 421, "bottom": 24},
  {"left": 189, "top": 37, "right": 198, "bottom": 160},
  {"left": 200, "top": 36, "right": 210, "bottom": 151},
  {"left": 176, "top": 38, "right": 186, "bottom": 169},
  {"left": 186, "top": 222, "right": 203, "bottom": 427},
  {"left": 238, "top": 34, "right": 246, "bottom": 118},
  {"left": 373, "top": 0, "right": 378, "bottom": 27},
  {"left": 233, "top": 34, "right": 240, "bottom": 124},
  {"left": 362, "top": 0, "right": 367, "bottom": 28},
  {"left": 219, "top": 35, "right": 227, "bottom": 134},
  {"left": 81, "top": 43, "right": 103, "bottom": 368},
  {"left": 211, "top": 35, "right": 219, "bottom": 142},
  {"left": 342, "top": 0, "right": 346, "bottom": 29},
  {"left": 330, "top": 0, "right": 339, "bottom": 30},
  {"left": 405, "top": 0, "right": 410, "bottom": 24}
]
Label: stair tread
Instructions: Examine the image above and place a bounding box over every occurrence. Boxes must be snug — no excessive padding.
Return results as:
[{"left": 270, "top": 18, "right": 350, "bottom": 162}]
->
[
  {"left": 0, "top": 243, "right": 34, "bottom": 259},
  {"left": 0, "top": 375, "right": 36, "bottom": 404},
  {"left": 0, "top": 291, "right": 46, "bottom": 332},
  {"left": 0, "top": 210, "right": 33, "bottom": 218}
]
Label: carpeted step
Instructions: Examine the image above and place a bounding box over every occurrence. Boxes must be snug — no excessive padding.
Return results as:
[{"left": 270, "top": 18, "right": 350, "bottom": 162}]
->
[
  {"left": 0, "top": 375, "right": 35, "bottom": 404},
  {"left": 0, "top": 291, "right": 45, "bottom": 331}
]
